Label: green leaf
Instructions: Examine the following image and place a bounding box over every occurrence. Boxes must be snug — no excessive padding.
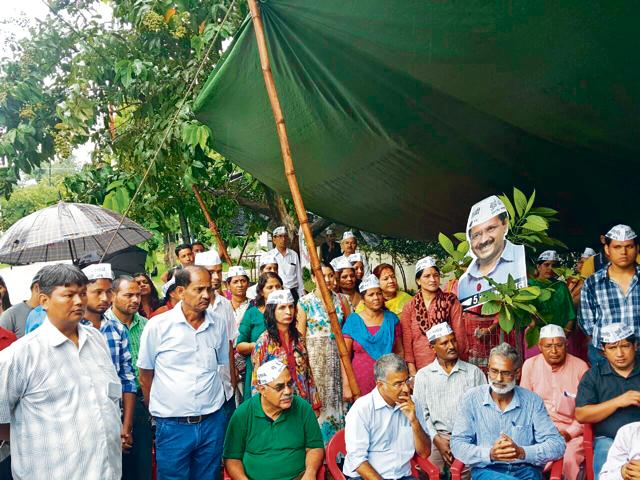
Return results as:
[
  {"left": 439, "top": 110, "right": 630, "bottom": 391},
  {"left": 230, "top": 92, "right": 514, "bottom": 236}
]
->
[
  {"left": 537, "top": 289, "right": 553, "bottom": 302},
  {"left": 499, "top": 308, "right": 514, "bottom": 333},
  {"left": 106, "top": 180, "right": 124, "bottom": 191},
  {"left": 522, "top": 215, "right": 548, "bottom": 232},
  {"left": 525, "top": 326, "right": 540, "bottom": 348},
  {"left": 498, "top": 194, "right": 516, "bottom": 220},
  {"left": 513, "top": 187, "right": 527, "bottom": 217},
  {"left": 512, "top": 301, "right": 537, "bottom": 314},
  {"left": 457, "top": 240, "right": 469, "bottom": 255},
  {"left": 453, "top": 232, "right": 467, "bottom": 242},
  {"left": 525, "top": 189, "right": 536, "bottom": 215},
  {"left": 481, "top": 300, "right": 502, "bottom": 316},
  {"left": 529, "top": 207, "right": 558, "bottom": 217},
  {"left": 438, "top": 233, "right": 455, "bottom": 255}
]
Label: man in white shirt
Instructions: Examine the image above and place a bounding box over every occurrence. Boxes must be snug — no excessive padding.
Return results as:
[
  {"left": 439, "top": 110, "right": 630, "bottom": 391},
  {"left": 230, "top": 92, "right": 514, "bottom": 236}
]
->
[
  {"left": 0, "top": 264, "right": 122, "bottom": 480},
  {"left": 195, "top": 250, "right": 239, "bottom": 418},
  {"left": 600, "top": 422, "right": 640, "bottom": 480},
  {"left": 268, "top": 226, "right": 304, "bottom": 302},
  {"left": 137, "top": 265, "right": 229, "bottom": 480},
  {"left": 343, "top": 353, "right": 431, "bottom": 480}
]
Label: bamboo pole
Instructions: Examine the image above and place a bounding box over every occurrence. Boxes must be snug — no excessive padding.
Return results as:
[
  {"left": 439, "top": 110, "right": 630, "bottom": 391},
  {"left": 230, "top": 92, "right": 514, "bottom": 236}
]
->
[
  {"left": 192, "top": 184, "right": 233, "bottom": 266},
  {"left": 247, "top": 0, "right": 361, "bottom": 398}
]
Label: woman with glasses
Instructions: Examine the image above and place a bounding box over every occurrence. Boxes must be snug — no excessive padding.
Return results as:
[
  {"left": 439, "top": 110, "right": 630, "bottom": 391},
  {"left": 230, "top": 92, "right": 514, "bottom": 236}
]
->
[
  {"left": 401, "top": 256, "right": 467, "bottom": 376},
  {"left": 236, "top": 272, "right": 283, "bottom": 401},
  {"left": 342, "top": 275, "right": 403, "bottom": 396},
  {"left": 251, "top": 289, "right": 321, "bottom": 412}
]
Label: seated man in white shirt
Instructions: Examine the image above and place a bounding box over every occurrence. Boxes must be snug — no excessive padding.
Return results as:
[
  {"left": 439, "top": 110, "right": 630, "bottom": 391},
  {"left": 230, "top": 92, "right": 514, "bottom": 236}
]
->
[
  {"left": 599, "top": 421, "right": 640, "bottom": 480},
  {"left": 343, "top": 353, "right": 431, "bottom": 480}
]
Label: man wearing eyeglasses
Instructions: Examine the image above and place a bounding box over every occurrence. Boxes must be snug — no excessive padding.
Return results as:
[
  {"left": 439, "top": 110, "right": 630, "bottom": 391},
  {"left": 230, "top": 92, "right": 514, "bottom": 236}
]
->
[
  {"left": 343, "top": 353, "right": 431, "bottom": 480},
  {"left": 451, "top": 343, "right": 565, "bottom": 479},
  {"left": 520, "top": 324, "right": 589, "bottom": 479},
  {"left": 223, "top": 359, "right": 324, "bottom": 480},
  {"left": 575, "top": 324, "right": 640, "bottom": 479}
]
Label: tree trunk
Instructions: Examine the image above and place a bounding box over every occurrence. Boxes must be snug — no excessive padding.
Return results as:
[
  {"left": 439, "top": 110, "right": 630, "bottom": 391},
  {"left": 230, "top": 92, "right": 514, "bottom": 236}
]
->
[{"left": 178, "top": 209, "right": 191, "bottom": 243}]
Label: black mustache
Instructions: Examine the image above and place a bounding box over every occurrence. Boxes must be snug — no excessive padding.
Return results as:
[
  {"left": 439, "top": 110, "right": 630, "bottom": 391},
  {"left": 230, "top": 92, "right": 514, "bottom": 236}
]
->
[{"left": 477, "top": 238, "right": 495, "bottom": 250}]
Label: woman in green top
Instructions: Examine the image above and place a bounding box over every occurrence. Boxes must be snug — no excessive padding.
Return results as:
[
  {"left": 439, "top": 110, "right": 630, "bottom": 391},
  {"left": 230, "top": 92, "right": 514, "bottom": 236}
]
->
[
  {"left": 525, "top": 250, "right": 576, "bottom": 358},
  {"left": 236, "top": 272, "right": 283, "bottom": 400}
]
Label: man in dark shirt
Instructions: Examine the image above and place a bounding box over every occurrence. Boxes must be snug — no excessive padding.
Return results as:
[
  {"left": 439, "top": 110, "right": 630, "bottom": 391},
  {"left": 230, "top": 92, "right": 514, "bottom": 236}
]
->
[
  {"left": 320, "top": 228, "right": 342, "bottom": 265},
  {"left": 575, "top": 324, "right": 640, "bottom": 479}
]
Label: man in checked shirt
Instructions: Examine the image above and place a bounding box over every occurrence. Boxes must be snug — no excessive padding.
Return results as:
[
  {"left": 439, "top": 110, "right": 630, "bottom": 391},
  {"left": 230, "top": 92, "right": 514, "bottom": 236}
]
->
[
  {"left": 81, "top": 264, "right": 137, "bottom": 454},
  {"left": 579, "top": 224, "right": 640, "bottom": 367}
]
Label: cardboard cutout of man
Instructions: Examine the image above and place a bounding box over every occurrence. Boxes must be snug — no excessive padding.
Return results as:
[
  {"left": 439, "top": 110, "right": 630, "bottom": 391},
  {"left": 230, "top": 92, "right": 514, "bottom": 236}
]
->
[{"left": 458, "top": 195, "right": 527, "bottom": 307}]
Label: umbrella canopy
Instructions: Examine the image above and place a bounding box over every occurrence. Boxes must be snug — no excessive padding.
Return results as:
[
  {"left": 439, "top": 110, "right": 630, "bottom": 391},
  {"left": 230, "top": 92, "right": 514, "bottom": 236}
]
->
[
  {"left": 0, "top": 202, "right": 152, "bottom": 265},
  {"left": 194, "top": 0, "right": 640, "bottom": 247}
]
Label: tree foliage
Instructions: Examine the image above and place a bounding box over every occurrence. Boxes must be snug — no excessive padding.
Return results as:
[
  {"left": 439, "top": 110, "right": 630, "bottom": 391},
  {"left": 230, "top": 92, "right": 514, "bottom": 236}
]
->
[{"left": 0, "top": 0, "right": 292, "bottom": 249}]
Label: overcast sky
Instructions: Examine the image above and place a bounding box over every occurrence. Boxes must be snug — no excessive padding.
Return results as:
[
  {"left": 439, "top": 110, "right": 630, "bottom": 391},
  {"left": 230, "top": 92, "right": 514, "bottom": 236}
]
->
[{"left": 0, "top": 0, "right": 49, "bottom": 57}]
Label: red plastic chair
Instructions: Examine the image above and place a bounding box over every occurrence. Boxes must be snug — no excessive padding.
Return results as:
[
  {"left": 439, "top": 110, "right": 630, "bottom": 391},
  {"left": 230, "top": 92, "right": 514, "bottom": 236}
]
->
[
  {"left": 223, "top": 464, "right": 325, "bottom": 479},
  {"left": 450, "top": 458, "right": 563, "bottom": 480},
  {"left": 326, "top": 428, "right": 440, "bottom": 480},
  {"left": 582, "top": 423, "right": 595, "bottom": 480}
]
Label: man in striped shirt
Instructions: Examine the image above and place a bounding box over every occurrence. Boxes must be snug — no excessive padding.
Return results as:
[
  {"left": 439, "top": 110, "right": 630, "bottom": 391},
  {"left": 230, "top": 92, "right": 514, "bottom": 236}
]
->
[
  {"left": 579, "top": 224, "right": 640, "bottom": 366},
  {"left": 413, "top": 322, "right": 486, "bottom": 478}
]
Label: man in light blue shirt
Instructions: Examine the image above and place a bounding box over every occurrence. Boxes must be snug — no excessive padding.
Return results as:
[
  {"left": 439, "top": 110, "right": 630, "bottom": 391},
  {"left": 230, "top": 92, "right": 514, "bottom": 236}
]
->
[
  {"left": 343, "top": 353, "right": 431, "bottom": 480},
  {"left": 451, "top": 343, "right": 565, "bottom": 479}
]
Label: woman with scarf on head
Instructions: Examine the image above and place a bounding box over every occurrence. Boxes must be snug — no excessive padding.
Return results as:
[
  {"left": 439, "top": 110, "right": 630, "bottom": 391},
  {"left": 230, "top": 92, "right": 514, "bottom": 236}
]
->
[
  {"left": 400, "top": 256, "right": 467, "bottom": 376},
  {"left": 342, "top": 274, "right": 403, "bottom": 395}
]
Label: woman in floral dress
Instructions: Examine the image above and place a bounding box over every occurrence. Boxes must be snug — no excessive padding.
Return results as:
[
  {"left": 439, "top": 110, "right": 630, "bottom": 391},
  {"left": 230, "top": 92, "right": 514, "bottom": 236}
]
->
[
  {"left": 297, "top": 263, "right": 352, "bottom": 444},
  {"left": 251, "top": 289, "right": 321, "bottom": 412}
]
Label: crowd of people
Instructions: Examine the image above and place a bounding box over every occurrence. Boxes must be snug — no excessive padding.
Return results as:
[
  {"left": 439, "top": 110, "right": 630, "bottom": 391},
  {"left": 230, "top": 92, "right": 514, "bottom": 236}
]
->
[{"left": 0, "top": 199, "right": 639, "bottom": 480}]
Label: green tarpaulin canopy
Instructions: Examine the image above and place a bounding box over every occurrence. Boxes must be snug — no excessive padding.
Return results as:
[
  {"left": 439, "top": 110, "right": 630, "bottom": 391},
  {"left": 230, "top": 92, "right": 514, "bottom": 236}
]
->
[{"left": 194, "top": 1, "right": 640, "bottom": 246}]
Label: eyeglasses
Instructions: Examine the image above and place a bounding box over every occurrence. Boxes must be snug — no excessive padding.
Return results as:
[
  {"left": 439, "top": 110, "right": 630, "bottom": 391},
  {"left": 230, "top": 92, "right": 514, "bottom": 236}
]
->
[
  {"left": 487, "top": 368, "right": 516, "bottom": 379},
  {"left": 382, "top": 376, "right": 415, "bottom": 389},
  {"left": 264, "top": 379, "right": 294, "bottom": 392}
]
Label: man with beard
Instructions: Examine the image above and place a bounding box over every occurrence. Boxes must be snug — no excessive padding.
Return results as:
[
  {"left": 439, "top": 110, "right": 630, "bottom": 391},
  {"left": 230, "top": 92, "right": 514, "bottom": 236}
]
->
[
  {"left": 520, "top": 324, "right": 589, "bottom": 479},
  {"left": 105, "top": 275, "right": 151, "bottom": 479},
  {"left": 80, "top": 265, "right": 137, "bottom": 458},
  {"left": 195, "top": 250, "right": 238, "bottom": 419},
  {"left": 413, "top": 323, "right": 486, "bottom": 478},
  {"left": 575, "top": 324, "right": 640, "bottom": 479},
  {"left": 451, "top": 343, "right": 565, "bottom": 479},
  {"left": 223, "top": 359, "right": 324, "bottom": 480},
  {"left": 458, "top": 196, "right": 527, "bottom": 304},
  {"left": 138, "top": 266, "right": 230, "bottom": 480}
]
